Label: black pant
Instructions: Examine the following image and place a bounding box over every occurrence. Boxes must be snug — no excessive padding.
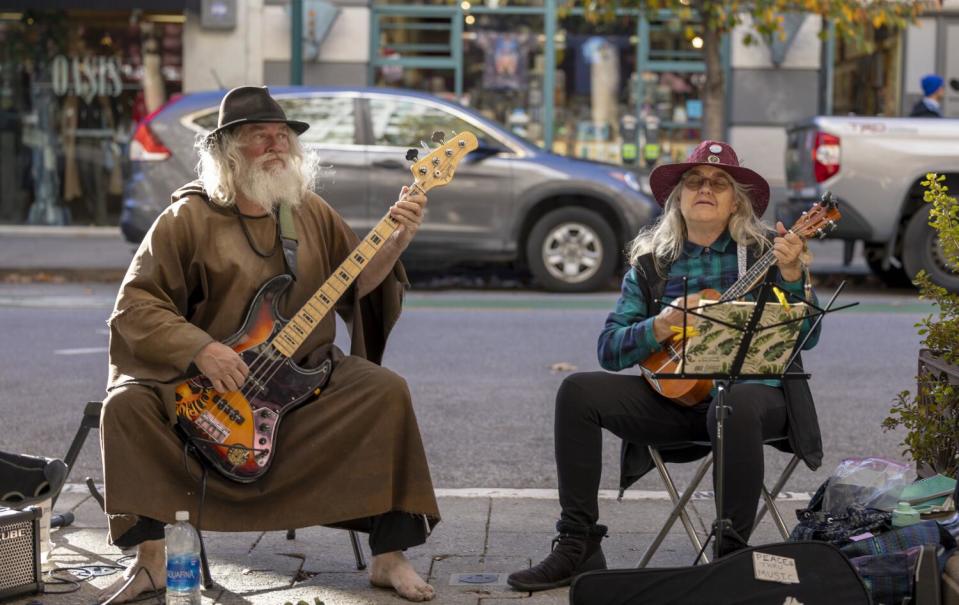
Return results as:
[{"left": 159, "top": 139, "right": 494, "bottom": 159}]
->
[
  {"left": 115, "top": 511, "right": 428, "bottom": 556},
  {"left": 555, "top": 372, "right": 788, "bottom": 540}
]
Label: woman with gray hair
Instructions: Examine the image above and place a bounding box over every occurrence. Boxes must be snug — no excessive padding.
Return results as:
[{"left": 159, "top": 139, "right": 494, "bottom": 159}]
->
[{"left": 508, "top": 140, "right": 824, "bottom": 592}]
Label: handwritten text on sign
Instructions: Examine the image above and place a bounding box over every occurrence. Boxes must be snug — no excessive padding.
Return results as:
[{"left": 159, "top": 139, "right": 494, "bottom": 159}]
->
[{"left": 753, "top": 551, "right": 800, "bottom": 584}]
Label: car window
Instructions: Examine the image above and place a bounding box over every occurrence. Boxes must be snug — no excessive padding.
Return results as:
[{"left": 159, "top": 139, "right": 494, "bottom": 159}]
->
[
  {"left": 277, "top": 96, "right": 355, "bottom": 145},
  {"left": 369, "top": 98, "right": 493, "bottom": 149},
  {"left": 193, "top": 110, "right": 219, "bottom": 131},
  {"left": 190, "top": 96, "right": 356, "bottom": 145}
]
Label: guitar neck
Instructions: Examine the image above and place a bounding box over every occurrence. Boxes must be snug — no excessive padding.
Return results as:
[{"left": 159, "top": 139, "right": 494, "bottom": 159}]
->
[
  {"left": 718, "top": 247, "right": 779, "bottom": 302},
  {"left": 269, "top": 210, "right": 402, "bottom": 358}
]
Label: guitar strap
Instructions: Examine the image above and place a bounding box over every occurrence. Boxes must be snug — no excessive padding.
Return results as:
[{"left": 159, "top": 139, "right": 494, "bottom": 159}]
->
[
  {"left": 278, "top": 204, "right": 299, "bottom": 280},
  {"left": 636, "top": 241, "right": 760, "bottom": 315}
]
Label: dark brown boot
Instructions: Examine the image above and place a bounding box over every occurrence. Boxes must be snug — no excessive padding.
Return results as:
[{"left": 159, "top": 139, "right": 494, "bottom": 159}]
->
[{"left": 508, "top": 522, "right": 608, "bottom": 592}]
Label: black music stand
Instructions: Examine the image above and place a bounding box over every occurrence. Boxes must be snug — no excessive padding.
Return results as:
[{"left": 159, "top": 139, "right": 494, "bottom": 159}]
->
[{"left": 652, "top": 276, "right": 854, "bottom": 560}]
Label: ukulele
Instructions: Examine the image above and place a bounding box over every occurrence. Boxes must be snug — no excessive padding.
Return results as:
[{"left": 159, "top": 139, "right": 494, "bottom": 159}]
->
[
  {"left": 173, "top": 131, "right": 478, "bottom": 482},
  {"left": 639, "top": 193, "right": 840, "bottom": 407}
]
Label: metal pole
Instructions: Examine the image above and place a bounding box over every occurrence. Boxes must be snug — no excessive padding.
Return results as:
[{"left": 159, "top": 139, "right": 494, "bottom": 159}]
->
[
  {"left": 543, "top": 0, "right": 556, "bottom": 151},
  {"left": 291, "top": 0, "right": 304, "bottom": 85}
]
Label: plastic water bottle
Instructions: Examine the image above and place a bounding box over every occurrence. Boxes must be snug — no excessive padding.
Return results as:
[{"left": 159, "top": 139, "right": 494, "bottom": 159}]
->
[{"left": 166, "top": 510, "right": 201, "bottom": 604}]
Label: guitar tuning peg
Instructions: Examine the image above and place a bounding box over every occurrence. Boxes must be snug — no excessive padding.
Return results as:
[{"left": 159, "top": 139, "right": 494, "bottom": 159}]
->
[
  {"left": 405, "top": 149, "right": 419, "bottom": 162},
  {"left": 431, "top": 130, "right": 446, "bottom": 144}
]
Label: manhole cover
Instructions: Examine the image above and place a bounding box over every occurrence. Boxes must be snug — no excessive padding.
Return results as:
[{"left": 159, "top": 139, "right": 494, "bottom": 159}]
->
[{"left": 449, "top": 572, "right": 507, "bottom": 586}]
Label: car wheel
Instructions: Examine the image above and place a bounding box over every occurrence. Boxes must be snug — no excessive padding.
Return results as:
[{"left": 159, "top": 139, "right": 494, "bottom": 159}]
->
[
  {"left": 526, "top": 207, "right": 618, "bottom": 292},
  {"left": 863, "top": 243, "right": 911, "bottom": 288},
  {"left": 902, "top": 204, "right": 959, "bottom": 292}
]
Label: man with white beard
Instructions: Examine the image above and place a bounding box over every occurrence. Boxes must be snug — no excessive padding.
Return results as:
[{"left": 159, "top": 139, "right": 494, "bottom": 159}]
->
[{"left": 98, "top": 86, "right": 440, "bottom": 603}]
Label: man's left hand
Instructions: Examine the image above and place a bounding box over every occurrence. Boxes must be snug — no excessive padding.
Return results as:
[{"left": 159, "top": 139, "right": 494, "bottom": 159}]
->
[
  {"left": 773, "top": 221, "right": 804, "bottom": 282},
  {"left": 389, "top": 186, "right": 428, "bottom": 248}
]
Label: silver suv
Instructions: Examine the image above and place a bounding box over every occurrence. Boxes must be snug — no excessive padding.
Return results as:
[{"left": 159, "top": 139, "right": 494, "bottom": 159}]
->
[{"left": 121, "top": 86, "right": 658, "bottom": 292}]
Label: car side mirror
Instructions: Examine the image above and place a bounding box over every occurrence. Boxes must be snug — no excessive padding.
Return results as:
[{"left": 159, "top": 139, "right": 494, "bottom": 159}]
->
[{"left": 466, "top": 141, "right": 505, "bottom": 162}]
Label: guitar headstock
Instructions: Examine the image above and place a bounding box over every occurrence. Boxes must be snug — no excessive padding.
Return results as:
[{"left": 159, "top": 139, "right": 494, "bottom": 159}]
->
[
  {"left": 791, "top": 191, "right": 841, "bottom": 240},
  {"left": 409, "top": 131, "right": 479, "bottom": 193}
]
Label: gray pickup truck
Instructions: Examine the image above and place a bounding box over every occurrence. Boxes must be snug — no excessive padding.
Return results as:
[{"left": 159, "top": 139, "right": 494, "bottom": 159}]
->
[{"left": 779, "top": 116, "right": 959, "bottom": 291}]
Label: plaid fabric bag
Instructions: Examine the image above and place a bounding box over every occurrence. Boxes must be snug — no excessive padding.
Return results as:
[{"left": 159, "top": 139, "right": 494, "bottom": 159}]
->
[
  {"left": 840, "top": 520, "right": 956, "bottom": 558},
  {"left": 848, "top": 545, "right": 922, "bottom": 605}
]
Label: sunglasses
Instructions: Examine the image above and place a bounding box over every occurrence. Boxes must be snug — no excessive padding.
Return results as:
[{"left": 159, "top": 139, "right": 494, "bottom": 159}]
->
[{"left": 682, "top": 173, "right": 732, "bottom": 193}]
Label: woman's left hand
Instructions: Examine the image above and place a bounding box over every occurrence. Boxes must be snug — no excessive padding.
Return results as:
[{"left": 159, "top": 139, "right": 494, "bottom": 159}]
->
[{"left": 773, "top": 221, "right": 804, "bottom": 282}]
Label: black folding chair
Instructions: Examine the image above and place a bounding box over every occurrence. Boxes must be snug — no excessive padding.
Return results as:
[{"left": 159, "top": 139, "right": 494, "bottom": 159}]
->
[{"left": 638, "top": 437, "right": 800, "bottom": 567}]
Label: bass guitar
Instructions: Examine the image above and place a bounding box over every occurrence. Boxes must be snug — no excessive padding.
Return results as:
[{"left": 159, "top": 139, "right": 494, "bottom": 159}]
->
[
  {"left": 640, "top": 193, "right": 840, "bottom": 407},
  {"left": 173, "top": 131, "right": 478, "bottom": 482}
]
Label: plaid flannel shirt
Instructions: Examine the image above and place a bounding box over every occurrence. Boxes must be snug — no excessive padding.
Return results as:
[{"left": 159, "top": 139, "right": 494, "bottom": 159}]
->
[{"left": 597, "top": 230, "right": 820, "bottom": 389}]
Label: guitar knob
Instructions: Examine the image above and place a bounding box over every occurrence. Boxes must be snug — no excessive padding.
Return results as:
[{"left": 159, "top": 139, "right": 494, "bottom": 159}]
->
[
  {"left": 258, "top": 438, "right": 267, "bottom": 445},
  {"left": 259, "top": 424, "right": 269, "bottom": 432}
]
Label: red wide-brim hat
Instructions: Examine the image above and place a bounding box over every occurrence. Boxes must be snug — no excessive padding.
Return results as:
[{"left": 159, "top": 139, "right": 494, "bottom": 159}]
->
[{"left": 648, "top": 140, "right": 770, "bottom": 216}]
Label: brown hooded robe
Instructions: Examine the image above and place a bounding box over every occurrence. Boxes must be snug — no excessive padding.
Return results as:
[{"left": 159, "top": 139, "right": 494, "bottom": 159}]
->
[{"left": 101, "top": 182, "right": 439, "bottom": 541}]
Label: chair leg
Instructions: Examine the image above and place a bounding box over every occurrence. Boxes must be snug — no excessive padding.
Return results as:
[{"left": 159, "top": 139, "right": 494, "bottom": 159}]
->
[
  {"left": 286, "top": 528, "right": 296, "bottom": 540},
  {"left": 349, "top": 530, "right": 367, "bottom": 570},
  {"left": 638, "top": 448, "right": 712, "bottom": 567},
  {"left": 55, "top": 401, "right": 103, "bottom": 508},
  {"left": 754, "top": 455, "right": 800, "bottom": 540}
]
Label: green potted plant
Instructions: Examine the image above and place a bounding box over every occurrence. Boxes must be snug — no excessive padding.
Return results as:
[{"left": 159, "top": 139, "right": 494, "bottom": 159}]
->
[{"left": 883, "top": 174, "right": 959, "bottom": 477}]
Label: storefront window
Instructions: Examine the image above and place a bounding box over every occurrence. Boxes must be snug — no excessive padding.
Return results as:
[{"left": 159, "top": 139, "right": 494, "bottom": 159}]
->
[
  {"left": 638, "top": 18, "right": 705, "bottom": 166},
  {"left": 369, "top": 3, "right": 709, "bottom": 169},
  {"left": 0, "top": 11, "right": 183, "bottom": 225},
  {"left": 552, "top": 18, "right": 638, "bottom": 164},
  {"left": 832, "top": 26, "right": 902, "bottom": 116},
  {"left": 462, "top": 15, "right": 545, "bottom": 145}
]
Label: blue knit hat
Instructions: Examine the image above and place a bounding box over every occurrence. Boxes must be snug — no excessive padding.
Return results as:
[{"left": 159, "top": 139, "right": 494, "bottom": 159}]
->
[{"left": 921, "top": 74, "right": 944, "bottom": 97}]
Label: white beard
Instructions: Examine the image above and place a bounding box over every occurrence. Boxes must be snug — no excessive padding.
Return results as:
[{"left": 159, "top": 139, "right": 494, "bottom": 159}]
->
[{"left": 235, "top": 154, "right": 304, "bottom": 214}]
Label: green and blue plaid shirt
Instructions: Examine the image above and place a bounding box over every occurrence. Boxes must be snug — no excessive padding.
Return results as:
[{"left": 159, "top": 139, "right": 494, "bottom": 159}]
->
[{"left": 597, "top": 231, "right": 820, "bottom": 388}]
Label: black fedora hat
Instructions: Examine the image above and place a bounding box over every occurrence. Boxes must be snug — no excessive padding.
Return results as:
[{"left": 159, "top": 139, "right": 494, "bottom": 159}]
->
[{"left": 206, "top": 86, "right": 309, "bottom": 141}]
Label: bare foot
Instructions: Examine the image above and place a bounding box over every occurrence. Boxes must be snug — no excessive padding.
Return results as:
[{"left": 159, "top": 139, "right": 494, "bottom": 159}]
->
[
  {"left": 370, "top": 551, "right": 435, "bottom": 602},
  {"left": 98, "top": 540, "right": 166, "bottom": 604}
]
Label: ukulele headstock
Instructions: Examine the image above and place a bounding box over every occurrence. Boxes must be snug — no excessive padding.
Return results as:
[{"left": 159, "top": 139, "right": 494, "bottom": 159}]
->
[{"left": 791, "top": 191, "right": 841, "bottom": 240}]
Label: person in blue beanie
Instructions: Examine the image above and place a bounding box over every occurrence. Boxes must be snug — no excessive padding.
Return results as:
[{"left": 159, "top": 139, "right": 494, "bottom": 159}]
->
[{"left": 910, "top": 74, "right": 945, "bottom": 117}]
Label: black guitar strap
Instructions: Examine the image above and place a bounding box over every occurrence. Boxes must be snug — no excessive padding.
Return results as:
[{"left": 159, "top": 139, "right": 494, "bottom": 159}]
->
[{"left": 277, "top": 204, "right": 298, "bottom": 280}]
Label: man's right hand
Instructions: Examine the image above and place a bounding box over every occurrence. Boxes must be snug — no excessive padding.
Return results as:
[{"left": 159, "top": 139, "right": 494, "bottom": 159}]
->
[
  {"left": 194, "top": 341, "right": 249, "bottom": 393},
  {"left": 652, "top": 294, "right": 701, "bottom": 343}
]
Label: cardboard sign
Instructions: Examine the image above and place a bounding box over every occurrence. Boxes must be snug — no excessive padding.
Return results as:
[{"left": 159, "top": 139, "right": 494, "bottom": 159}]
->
[{"left": 753, "top": 551, "right": 800, "bottom": 584}]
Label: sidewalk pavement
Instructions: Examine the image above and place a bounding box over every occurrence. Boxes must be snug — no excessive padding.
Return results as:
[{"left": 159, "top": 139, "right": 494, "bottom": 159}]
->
[
  {"left": 10, "top": 485, "right": 809, "bottom": 605},
  {"left": 0, "top": 225, "right": 870, "bottom": 279}
]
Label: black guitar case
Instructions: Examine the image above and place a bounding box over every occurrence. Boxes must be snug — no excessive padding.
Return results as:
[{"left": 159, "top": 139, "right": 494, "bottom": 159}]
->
[{"left": 569, "top": 541, "right": 870, "bottom": 605}]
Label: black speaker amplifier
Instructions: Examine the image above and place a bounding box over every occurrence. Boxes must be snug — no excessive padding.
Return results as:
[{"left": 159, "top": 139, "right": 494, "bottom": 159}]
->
[{"left": 0, "top": 507, "right": 40, "bottom": 602}]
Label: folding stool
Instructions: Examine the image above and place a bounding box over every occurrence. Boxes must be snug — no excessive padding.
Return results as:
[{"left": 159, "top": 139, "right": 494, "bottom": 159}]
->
[{"left": 637, "top": 437, "right": 801, "bottom": 567}]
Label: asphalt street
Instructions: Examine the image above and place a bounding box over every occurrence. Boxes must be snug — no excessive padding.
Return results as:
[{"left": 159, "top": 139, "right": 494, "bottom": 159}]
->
[{"left": 0, "top": 279, "right": 931, "bottom": 498}]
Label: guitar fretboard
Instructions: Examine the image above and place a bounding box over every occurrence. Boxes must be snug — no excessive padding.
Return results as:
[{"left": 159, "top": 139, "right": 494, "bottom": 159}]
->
[
  {"left": 269, "top": 212, "right": 402, "bottom": 358},
  {"left": 718, "top": 247, "right": 780, "bottom": 302}
]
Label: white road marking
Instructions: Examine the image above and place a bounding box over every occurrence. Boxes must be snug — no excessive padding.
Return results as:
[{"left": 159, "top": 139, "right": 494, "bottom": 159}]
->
[
  {"left": 0, "top": 296, "right": 114, "bottom": 309},
  {"left": 61, "top": 483, "right": 811, "bottom": 501},
  {"left": 54, "top": 347, "right": 108, "bottom": 355}
]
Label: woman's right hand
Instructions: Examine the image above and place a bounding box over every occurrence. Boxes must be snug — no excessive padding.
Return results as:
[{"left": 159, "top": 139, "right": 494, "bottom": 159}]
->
[{"left": 652, "top": 294, "right": 701, "bottom": 343}]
